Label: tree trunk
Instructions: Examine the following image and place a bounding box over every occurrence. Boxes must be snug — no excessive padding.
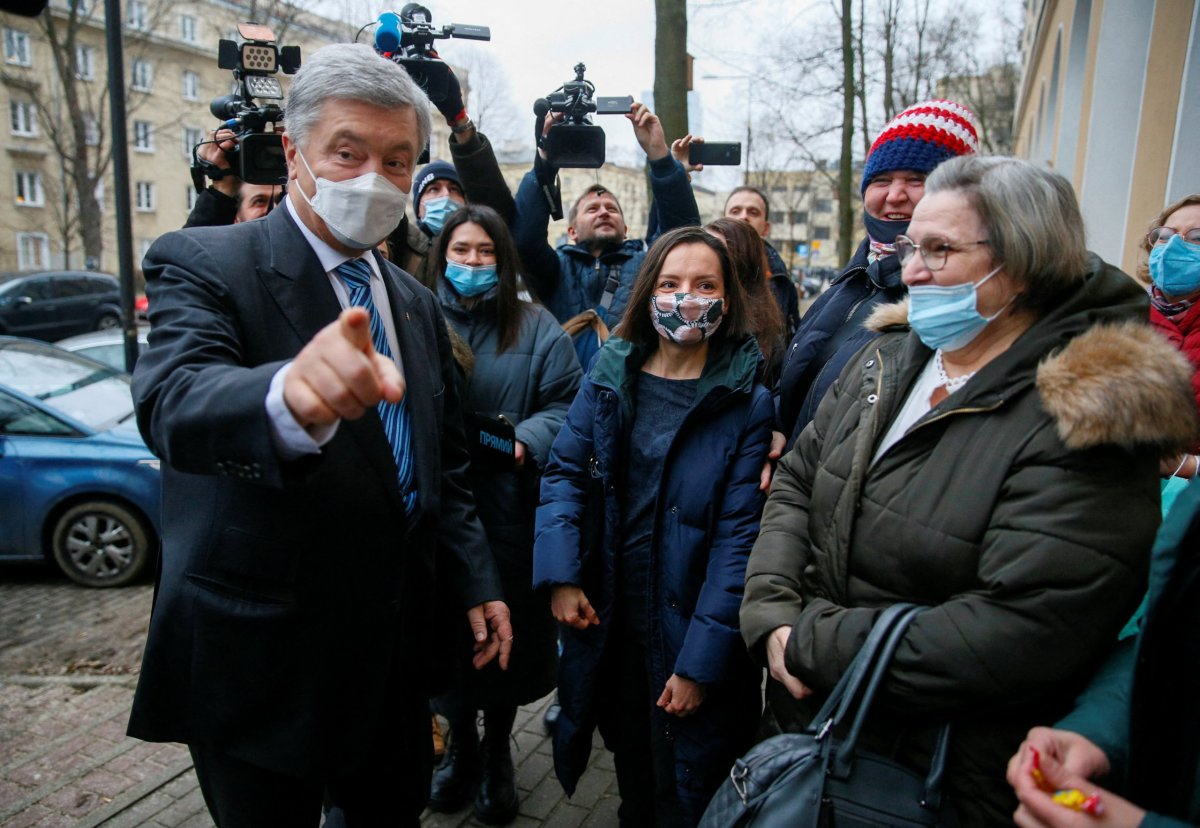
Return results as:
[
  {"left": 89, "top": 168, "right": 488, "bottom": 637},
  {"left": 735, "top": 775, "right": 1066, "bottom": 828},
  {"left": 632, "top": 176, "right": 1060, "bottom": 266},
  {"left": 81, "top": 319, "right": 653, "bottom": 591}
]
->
[
  {"left": 653, "top": 0, "right": 689, "bottom": 154},
  {"left": 856, "top": 0, "right": 870, "bottom": 161},
  {"left": 838, "top": 0, "right": 856, "bottom": 264}
]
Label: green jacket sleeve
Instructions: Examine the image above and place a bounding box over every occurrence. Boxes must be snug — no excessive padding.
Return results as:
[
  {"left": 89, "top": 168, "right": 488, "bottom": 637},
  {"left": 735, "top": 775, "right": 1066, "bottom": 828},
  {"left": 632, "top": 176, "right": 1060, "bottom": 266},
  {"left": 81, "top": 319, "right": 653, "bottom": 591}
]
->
[{"left": 1054, "top": 635, "right": 1135, "bottom": 775}]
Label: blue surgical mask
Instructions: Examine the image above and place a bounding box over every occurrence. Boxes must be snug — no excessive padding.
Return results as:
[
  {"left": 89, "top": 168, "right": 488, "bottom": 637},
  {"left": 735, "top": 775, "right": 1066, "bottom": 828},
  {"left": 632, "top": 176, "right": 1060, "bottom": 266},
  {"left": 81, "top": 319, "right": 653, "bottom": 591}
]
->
[
  {"left": 1149, "top": 234, "right": 1200, "bottom": 298},
  {"left": 444, "top": 260, "right": 498, "bottom": 297},
  {"left": 907, "top": 265, "right": 1009, "bottom": 351},
  {"left": 420, "top": 196, "right": 458, "bottom": 236}
]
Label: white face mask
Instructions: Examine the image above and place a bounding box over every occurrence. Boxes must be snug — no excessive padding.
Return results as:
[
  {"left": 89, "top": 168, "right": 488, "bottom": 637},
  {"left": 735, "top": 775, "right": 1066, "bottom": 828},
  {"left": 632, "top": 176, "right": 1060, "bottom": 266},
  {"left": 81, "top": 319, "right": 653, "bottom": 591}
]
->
[{"left": 294, "top": 147, "right": 407, "bottom": 250}]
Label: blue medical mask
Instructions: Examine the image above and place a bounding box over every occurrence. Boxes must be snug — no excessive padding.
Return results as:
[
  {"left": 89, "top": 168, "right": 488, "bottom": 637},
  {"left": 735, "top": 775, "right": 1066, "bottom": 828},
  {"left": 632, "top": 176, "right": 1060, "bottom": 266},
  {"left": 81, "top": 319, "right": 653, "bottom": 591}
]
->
[
  {"left": 1149, "top": 234, "right": 1200, "bottom": 298},
  {"left": 444, "top": 260, "right": 498, "bottom": 297},
  {"left": 907, "top": 265, "right": 1009, "bottom": 352},
  {"left": 420, "top": 196, "right": 458, "bottom": 236}
]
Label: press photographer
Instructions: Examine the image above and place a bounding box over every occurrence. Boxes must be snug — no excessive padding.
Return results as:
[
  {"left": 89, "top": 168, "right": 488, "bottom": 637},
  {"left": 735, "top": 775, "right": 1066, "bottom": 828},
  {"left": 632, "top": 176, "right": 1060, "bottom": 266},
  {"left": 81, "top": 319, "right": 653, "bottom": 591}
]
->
[
  {"left": 510, "top": 86, "right": 700, "bottom": 366},
  {"left": 368, "top": 5, "right": 515, "bottom": 288},
  {"left": 186, "top": 23, "right": 297, "bottom": 228}
]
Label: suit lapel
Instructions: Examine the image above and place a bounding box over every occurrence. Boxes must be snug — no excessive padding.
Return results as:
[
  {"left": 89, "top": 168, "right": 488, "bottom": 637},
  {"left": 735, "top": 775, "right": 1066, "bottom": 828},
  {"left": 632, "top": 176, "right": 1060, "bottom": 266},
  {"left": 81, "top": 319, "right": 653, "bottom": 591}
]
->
[{"left": 258, "top": 207, "right": 405, "bottom": 509}]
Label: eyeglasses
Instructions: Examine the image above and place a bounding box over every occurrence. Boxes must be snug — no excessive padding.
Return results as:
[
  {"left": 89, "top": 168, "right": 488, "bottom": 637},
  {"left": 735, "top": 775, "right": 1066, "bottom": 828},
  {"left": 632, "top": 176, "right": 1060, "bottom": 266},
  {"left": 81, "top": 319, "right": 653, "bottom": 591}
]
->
[
  {"left": 894, "top": 235, "right": 990, "bottom": 271},
  {"left": 1148, "top": 226, "right": 1200, "bottom": 246}
]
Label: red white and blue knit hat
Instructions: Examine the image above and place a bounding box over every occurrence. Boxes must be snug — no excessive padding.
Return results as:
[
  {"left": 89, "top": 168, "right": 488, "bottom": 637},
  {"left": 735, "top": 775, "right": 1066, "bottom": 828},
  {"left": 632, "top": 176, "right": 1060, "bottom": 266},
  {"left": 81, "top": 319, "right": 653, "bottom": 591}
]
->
[{"left": 861, "top": 99, "right": 979, "bottom": 194}]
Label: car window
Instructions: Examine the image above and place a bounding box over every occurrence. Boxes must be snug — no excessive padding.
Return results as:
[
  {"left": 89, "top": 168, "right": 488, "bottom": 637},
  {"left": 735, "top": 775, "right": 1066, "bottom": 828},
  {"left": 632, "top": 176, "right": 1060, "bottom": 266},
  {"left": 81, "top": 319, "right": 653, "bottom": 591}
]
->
[
  {"left": 0, "top": 390, "right": 76, "bottom": 436},
  {"left": 54, "top": 277, "right": 92, "bottom": 298},
  {"left": 20, "top": 278, "right": 56, "bottom": 301},
  {"left": 0, "top": 345, "right": 133, "bottom": 430},
  {"left": 85, "top": 277, "right": 118, "bottom": 295}
]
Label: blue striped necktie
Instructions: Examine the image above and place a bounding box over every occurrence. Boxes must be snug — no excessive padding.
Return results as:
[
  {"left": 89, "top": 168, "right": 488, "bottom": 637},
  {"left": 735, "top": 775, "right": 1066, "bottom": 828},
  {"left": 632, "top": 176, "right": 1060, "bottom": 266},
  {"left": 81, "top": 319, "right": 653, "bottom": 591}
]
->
[{"left": 334, "top": 257, "right": 417, "bottom": 516}]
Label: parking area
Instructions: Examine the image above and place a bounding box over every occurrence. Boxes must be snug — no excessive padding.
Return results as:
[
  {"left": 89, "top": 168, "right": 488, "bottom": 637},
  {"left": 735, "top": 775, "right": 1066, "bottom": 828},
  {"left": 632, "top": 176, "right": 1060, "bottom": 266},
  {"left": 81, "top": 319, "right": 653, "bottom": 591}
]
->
[{"left": 0, "top": 565, "right": 620, "bottom": 827}]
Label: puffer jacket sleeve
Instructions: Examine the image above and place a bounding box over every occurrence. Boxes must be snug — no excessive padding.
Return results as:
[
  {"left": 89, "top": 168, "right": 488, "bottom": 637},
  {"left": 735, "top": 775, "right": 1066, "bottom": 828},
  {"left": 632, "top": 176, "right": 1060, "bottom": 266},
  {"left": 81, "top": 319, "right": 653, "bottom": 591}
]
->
[
  {"left": 674, "top": 387, "right": 774, "bottom": 685},
  {"left": 513, "top": 168, "right": 564, "bottom": 308},
  {"left": 646, "top": 155, "right": 701, "bottom": 241},
  {"left": 533, "top": 378, "right": 599, "bottom": 589},
  {"left": 740, "top": 370, "right": 839, "bottom": 654},
  {"left": 783, "top": 425, "right": 1156, "bottom": 714},
  {"left": 515, "top": 317, "right": 583, "bottom": 469}
]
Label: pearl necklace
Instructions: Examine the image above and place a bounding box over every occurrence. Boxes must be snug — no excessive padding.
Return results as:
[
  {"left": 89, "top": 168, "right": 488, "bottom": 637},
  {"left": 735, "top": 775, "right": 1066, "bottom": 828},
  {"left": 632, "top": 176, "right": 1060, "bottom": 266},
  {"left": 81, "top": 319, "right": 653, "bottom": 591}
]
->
[{"left": 934, "top": 350, "right": 976, "bottom": 393}]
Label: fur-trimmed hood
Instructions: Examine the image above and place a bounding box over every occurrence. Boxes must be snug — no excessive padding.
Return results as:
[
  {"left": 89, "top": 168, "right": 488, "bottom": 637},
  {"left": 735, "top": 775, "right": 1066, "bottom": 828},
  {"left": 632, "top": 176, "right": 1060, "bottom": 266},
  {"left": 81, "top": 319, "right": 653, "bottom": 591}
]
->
[{"left": 863, "top": 297, "right": 1198, "bottom": 452}]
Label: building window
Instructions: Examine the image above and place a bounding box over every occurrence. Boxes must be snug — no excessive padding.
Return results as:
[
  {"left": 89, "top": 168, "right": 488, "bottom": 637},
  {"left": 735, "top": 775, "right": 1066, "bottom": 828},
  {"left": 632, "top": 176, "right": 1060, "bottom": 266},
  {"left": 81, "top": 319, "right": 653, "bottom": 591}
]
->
[
  {"left": 135, "top": 181, "right": 155, "bottom": 212},
  {"left": 94, "top": 177, "right": 105, "bottom": 212},
  {"left": 84, "top": 114, "right": 100, "bottom": 146},
  {"left": 182, "top": 126, "right": 203, "bottom": 158},
  {"left": 812, "top": 226, "right": 831, "bottom": 240},
  {"left": 16, "top": 232, "right": 49, "bottom": 270},
  {"left": 182, "top": 69, "right": 199, "bottom": 101},
  {"left": 791, "top": 210, "right": 808, "bottom": 225},
  {"left": 133, "top": 120, "right": 154, "bottom": 152},
  {"left": 814, "top": 198, "right": 832, "bottom": 213},
  {"left": 128, "top": 0, "right": 147, "bottom": 30},
  {"left": 14, "top": 171, "right": 43, "bottom": 207},
  {"left": 180, "top": 14, "right": 197, "bottom": 43},
  {"left": 74, "top": 44, "right": 95, "bottom": 80},
  {"left": 4, "top": 28, "right": 31, "bottom": 67},
  {"left": 131, "top": 59, "right": 153, "bottom": 92},
  {"left": 10, "top": 100, "right": 37, "bottom": 136}
]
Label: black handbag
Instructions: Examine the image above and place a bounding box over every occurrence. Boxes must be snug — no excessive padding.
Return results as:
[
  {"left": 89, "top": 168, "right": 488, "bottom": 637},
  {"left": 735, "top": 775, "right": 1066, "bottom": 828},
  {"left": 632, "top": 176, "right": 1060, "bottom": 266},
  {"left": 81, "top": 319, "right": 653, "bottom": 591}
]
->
[{"left": 700, "top": 603, "right": 957, "bottom": 828}]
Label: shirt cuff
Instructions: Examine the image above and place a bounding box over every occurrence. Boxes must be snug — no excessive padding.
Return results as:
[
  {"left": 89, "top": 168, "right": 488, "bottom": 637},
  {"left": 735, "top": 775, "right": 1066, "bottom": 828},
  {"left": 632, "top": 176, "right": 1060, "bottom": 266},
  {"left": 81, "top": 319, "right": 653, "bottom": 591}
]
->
[{"left": 266, "top": 362, "right": 338, "bottom": 460}]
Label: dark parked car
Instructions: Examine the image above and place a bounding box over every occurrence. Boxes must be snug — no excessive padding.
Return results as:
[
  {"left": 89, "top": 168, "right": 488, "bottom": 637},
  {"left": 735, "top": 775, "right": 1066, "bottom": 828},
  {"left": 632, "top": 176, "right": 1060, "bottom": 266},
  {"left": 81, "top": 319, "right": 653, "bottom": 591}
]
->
[
  {"left": 0, "top": 336, "right": 161, "bottom": 587},
  {"left": 0, "top": 270, "right": 123, "bottom": 342}
]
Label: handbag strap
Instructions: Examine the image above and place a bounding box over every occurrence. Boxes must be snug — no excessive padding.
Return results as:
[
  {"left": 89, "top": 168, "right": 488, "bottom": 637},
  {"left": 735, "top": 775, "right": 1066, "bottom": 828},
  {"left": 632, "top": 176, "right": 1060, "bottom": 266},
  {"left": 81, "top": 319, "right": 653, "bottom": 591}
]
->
[
  {"left": 809, "top": 602, "right": 918, "bottom": 738},
  {"left": 827, "top": 605, "right": 952, "bottom": 811}
]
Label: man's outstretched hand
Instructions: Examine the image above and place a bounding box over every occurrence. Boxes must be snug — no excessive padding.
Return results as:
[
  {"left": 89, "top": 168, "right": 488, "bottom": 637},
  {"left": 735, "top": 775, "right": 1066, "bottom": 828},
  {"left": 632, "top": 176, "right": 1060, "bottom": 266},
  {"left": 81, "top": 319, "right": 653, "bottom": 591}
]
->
[{"left": 283, "top": 307, "right": 405, "bottom": 434}]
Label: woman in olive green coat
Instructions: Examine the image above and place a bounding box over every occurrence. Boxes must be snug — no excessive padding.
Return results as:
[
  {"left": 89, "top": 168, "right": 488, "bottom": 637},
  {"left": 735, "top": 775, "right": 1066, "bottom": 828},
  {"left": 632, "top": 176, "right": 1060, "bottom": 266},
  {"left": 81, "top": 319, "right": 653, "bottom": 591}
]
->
[{"left": 740, "top": 157, "right": 1198, "bottom": 826}]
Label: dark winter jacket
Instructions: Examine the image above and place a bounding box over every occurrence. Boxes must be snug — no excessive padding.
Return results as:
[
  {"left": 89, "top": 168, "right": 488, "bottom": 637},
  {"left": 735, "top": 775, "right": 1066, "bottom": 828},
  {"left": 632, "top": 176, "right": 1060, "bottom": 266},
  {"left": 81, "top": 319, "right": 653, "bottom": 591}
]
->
[
  {"left": 776, "top": 237, "right": 905, "bottom": 447},
  {"left": 1055, "top": 476, "right": 1200, "bottom": 827},
  {"left": 439, "top": 280, "right": 582, "bottom": 707},
  {"left": 512, "top": 155, "right": 700, "bottom": 367},
  {"left": 387, "top": 130, "right": 516, "bottom": 290},
  {"left": 765, "top": 243, "right": 800, "bottom": 341},
  {"left": 741, "top": 259, "right": 1198, "bottom": 826},
  {"left": 183, "top": 187, "right": 238, "bottom": 229},
  {"left": 534, "top": 334, "right": 773, "bottom": 820}
]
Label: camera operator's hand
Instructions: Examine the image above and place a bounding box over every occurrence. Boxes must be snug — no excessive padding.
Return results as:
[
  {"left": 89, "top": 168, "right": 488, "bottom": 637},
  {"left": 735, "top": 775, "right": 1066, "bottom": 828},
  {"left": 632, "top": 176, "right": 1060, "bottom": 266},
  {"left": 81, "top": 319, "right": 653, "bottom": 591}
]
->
[
  {"left": 627, "top": 103, "right": 669, "bottom": 162},
  {"left": 672, "top": 134, "right": 705, "bottom": 175},
  {"left": 429, "top": 53, "right": 475, "bottom": 142},
  {"left": 197, "top": 128, "right": 241, "bottom": 198},
  {"left": 536, "top": 110, "right": 566, "bottom": 162}
]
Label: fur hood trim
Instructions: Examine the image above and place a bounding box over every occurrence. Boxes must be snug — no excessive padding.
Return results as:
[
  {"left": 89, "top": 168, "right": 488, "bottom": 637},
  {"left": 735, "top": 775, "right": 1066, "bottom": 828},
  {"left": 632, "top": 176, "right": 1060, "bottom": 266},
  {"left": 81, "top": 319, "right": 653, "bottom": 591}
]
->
[
  {"left": 1037, "top": 321, "right": 1198, "bottom": 451},
  {"left": 863, "top": 300, "right": 1197, "bottom": 450},
  {"left": 866, "top": 298, "right": 910, "bottom": 332}
]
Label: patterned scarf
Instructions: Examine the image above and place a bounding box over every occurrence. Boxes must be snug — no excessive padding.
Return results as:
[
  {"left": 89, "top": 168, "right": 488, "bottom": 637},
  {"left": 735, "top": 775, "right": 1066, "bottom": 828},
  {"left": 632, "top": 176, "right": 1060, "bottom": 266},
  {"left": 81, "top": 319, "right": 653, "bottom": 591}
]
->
[{"left": 1151, "top": 285, "right": 1195, "bottom": 317}]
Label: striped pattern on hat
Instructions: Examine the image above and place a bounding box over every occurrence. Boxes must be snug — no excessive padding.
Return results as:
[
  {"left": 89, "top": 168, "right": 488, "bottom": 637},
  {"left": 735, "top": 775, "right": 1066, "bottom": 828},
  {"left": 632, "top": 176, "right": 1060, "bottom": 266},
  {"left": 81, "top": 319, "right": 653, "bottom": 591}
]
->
[{"left": 861, "top": 99, "right": 979, "bottom": 193}]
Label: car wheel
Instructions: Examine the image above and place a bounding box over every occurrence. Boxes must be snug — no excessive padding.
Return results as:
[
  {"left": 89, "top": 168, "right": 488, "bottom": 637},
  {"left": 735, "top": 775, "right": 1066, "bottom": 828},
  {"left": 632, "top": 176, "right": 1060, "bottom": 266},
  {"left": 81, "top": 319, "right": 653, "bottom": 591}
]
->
[
  {"left": 51, "top": 501, "right": 151, "bottom": 588},
  {"left": 95, "top": 312, "right": 120, "bottom": 331}
]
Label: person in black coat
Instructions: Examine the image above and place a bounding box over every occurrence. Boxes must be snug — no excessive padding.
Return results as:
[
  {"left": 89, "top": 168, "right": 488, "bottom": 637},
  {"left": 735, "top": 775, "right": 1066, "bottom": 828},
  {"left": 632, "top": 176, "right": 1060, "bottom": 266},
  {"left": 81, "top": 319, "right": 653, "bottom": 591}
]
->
[
  {"left": 775, "top": 99, "right": 980, "bottom": 447},
  {"left": 127, "top": 44, "right": 511, "bottom": 828},
  {"left": 427, "top": 205, "right": 582, "bottom": 824}
]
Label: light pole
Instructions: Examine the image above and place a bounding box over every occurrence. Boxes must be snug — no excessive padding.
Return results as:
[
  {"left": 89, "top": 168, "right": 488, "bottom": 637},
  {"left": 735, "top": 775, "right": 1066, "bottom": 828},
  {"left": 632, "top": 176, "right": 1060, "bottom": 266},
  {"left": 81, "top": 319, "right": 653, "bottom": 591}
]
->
[{"left": 702, "top": 73, "right": 752, "bottom": 184}]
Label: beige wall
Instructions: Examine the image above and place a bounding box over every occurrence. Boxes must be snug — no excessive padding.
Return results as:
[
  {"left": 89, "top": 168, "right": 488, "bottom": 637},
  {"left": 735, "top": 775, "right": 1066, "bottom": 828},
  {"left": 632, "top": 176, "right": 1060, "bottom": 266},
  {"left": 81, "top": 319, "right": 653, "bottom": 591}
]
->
[{"left": 1014, "top": 0, "right": 1198, "bottom": 275}]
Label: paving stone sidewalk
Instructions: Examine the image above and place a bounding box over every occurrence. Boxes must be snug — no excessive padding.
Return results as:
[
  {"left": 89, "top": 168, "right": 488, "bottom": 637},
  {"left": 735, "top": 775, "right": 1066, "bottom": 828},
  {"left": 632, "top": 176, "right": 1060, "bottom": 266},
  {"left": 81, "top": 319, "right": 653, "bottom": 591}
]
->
[{"left": 0, "top": 568, "right": 619, "bottom": 827}]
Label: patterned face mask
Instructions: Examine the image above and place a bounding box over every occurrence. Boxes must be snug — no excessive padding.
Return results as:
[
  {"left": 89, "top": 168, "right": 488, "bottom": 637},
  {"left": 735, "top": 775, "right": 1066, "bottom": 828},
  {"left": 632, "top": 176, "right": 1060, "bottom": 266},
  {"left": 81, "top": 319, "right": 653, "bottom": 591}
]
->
[{"left": 649, "top": 293, "right": 725, "bottom": 345}]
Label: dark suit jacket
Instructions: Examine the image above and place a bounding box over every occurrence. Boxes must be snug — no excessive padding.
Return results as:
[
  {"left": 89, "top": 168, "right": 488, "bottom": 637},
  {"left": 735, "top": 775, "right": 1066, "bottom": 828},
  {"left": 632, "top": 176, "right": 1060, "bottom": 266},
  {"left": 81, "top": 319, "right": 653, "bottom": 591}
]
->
[{"left": 127, "top": 204, "right": 502, "bottom": 779}]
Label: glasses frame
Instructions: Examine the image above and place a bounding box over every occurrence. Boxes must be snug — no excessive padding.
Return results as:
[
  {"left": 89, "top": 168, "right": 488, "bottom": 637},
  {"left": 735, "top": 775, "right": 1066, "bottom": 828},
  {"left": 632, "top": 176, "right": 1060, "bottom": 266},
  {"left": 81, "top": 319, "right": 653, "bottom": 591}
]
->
[
  {"left": 1147, "top": 226, "right": 1200, "bottom": 246},
  {"left": 895, "top": 234, "right": 990, "bottom": 272}
]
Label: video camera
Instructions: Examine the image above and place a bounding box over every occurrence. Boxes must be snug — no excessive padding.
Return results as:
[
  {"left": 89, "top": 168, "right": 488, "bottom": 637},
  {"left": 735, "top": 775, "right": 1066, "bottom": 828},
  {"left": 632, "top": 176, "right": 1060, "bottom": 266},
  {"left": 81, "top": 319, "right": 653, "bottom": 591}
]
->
[
  {"left": 535, "top": 64, "right": 633, "bottom": 169},
  {"left": 191, "top": 23, "right": 300, "bottom": 189},
  {"left": 372, "top": 3, "right": 489, "bottom": 103}
]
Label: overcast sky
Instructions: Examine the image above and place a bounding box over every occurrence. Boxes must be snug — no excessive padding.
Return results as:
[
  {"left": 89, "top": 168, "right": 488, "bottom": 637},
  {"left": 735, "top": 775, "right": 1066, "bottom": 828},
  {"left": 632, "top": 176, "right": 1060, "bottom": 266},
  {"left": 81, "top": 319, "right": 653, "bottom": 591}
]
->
[{"left": 325, "top": 0, "right": 1017, "bottom": 183}]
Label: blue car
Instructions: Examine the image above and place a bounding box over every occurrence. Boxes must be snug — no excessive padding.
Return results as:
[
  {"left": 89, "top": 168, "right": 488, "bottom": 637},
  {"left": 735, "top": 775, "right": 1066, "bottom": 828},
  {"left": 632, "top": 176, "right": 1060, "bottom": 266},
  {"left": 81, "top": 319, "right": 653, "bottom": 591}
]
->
[{"left": 0, "top": 336, "right": 161, "bottom": 587}]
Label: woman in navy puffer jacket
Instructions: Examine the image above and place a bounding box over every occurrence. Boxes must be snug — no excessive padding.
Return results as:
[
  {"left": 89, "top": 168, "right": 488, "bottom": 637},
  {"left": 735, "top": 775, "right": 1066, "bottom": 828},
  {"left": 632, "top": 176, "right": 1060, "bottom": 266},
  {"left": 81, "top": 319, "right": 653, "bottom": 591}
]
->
[{"left": 534, "top": 227, "right": 773, "bottom": 827}]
